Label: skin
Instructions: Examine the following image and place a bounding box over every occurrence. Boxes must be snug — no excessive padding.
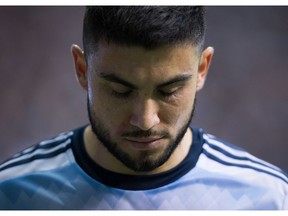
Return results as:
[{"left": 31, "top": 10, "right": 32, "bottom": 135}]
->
[{"left": 72, "top": 41, "right": 214, "bottom": 175}]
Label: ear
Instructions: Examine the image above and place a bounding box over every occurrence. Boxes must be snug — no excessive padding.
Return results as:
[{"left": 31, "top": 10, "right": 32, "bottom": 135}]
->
[
  {"left": 71, "top": 44, "right": 88, "bottom": 91},
  {"left": 196, "top": 46, "right": 214, "bottom": 91}
]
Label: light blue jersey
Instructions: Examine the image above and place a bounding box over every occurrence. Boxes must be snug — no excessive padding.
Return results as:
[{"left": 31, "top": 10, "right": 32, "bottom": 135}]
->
[{"left": 0, "top": 126, "right": 287, "bottom": 210}]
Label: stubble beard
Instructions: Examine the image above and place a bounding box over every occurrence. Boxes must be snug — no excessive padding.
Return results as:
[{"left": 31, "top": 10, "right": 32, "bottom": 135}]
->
[{"left": 87, "top": 98, "right": 196, "bottom": 173}]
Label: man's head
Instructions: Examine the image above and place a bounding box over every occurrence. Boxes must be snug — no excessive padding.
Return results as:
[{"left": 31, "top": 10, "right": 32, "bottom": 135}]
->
[{"left": 72, "top": 6, "right": 214, "bottom": 173}]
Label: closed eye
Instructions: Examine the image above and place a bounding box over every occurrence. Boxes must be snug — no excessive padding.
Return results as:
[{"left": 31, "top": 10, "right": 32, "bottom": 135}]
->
[
  {"left": 110, "top": 83, "right": 131, "bottom": 93},
  {"left": 158, "top": 86, "right": 181, "bottom": 98},
  {"left": 109, "top": 83, "right": 133, "bottom": 98},
  {"left": 156, "top": 74, "right": 192, "bottom": 99},
  {"left": 111, "top": 89, "right": 132, "bottom": 98}
]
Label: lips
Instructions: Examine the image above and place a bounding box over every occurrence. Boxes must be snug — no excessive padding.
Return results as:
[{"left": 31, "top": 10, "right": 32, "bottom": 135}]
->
[
  {"left": 124, "top": 137, "right": 163, "bottom": 143},
  {"left": 123, "top": 137, "right": 164, "bottom": 150}
]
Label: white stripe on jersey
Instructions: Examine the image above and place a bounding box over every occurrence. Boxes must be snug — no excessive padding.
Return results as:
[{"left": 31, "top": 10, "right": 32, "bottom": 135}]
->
[
  {"left": 203, "top": 133, "right": 283, "bottom": 172},
  {"left": 39, "top": 131, "right": 73, "bottom": 146},
  {"left": 0, "top": 139, "right": 71, "bottom": 171},
  {"left": 12, "top": 131, "right": 73, "bottom": 159},
  {"left": 197, "top": 152, "right": 287, "bottom": 197},
  {"left": 203, "top": 143, "right": 288, "bottom": 183},
  {"left": 0, "top": 148, "right": 73, "bottom": 182}
]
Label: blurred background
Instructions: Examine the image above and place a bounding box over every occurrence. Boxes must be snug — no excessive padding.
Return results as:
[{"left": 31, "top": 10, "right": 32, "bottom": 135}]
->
[{"left": 0, "top": 6, "right": 287, "bottom": 172}]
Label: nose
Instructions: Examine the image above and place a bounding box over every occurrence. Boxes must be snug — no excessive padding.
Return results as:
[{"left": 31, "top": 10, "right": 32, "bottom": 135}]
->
[{"left": 129, "top": 98, "right": 160, "bottom": 131}]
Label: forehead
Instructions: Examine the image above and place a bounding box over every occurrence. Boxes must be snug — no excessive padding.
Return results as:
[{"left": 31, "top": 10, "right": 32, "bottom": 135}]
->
[{"left": 88, "top": 41, "right": 200, "bottom": 81}]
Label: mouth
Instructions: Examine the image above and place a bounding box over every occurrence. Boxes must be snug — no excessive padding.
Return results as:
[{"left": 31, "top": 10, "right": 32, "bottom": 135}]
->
[{"left": 123, "top": 137, "right": 164, "bottom": 150}]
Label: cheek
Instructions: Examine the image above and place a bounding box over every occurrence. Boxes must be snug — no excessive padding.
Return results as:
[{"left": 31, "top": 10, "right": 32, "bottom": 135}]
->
[
  {"left": 90, "top": 87, "right": 118, "bottom": 119},
  {"left": 93, "top": 90, "right": 131, "bottom": 134},
  {"left": 159, "top": 90, "right": 195, "bottom": 127}
]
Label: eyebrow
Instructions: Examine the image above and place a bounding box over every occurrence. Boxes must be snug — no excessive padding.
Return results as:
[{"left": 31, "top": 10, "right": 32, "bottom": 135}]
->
[
  {"left": 157, "top": 74, "right": 193, "bottom": 88},
  {"left": 98, "top": 73, "right": 137, "bottom": 89},
  {"left": 98, "top": 72, "right": 193, "bottom": 89}
]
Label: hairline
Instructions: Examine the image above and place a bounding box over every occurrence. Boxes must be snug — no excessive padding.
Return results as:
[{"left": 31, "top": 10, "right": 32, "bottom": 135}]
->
[{"left": 84, "top": 38, "right": 204, "bottom": 64}]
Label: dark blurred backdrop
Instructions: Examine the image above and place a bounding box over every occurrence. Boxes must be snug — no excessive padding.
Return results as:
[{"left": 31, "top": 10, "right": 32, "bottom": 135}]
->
[{"left": 0, "top": 6, "right": 287, "bottom": 172}]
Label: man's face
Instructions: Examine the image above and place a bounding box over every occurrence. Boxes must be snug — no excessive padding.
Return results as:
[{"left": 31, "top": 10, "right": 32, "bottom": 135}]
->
[{"left": 84, "top": 42, "right": 205, "bottom": 172}]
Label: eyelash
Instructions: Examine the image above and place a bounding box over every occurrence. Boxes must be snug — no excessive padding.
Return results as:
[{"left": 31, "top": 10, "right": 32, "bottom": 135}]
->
[
  {"left": 111, "top": 89, "right": 179, "bottom": 100},
  {"left": 158, "top": 89, "right": 179, "bottom": 99},
  {"left": 111, "top": 90, "right": 132, "bottom": 99}
]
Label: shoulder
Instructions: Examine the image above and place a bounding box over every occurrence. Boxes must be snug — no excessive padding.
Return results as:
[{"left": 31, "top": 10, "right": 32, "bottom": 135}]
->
[
  {"left": 196, "top": 129, "right": 288, "bottom": 187},
  {"left": 192, "top": 129, "right": 288, "bottom": 209},
  {"left": 0, "top": 130, "right": 75, "bottom": 183}
]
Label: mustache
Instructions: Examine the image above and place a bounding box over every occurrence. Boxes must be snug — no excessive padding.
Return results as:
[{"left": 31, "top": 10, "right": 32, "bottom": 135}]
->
[{"left": 122, "top": 129, "right": 170, "bottom": 139}]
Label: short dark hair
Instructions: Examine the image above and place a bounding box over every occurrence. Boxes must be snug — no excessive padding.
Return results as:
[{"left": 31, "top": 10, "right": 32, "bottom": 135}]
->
[{"left": 83, "top": 6, "right": 206, "bottom": 59}]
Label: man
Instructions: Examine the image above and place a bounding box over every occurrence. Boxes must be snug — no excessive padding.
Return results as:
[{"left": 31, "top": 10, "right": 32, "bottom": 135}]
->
[{"left": 0, "top": 6, "right": 287, "bottom": 210}]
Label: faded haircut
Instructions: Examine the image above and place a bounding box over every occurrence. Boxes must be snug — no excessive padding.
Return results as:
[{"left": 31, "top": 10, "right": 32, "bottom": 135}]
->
[{"left": 83, "top": 6, "right": 206, "bottom": 59}]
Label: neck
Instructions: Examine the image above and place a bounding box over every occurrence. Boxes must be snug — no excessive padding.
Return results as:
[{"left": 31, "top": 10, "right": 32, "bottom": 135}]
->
[{"left": 83, "top": 125, "right": 193, "bottom": 175}]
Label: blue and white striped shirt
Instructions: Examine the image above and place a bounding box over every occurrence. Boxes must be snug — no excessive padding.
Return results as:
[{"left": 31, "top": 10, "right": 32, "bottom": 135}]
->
[{"left": 0, "top": 126, "right": 287, "bottom": 210}]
